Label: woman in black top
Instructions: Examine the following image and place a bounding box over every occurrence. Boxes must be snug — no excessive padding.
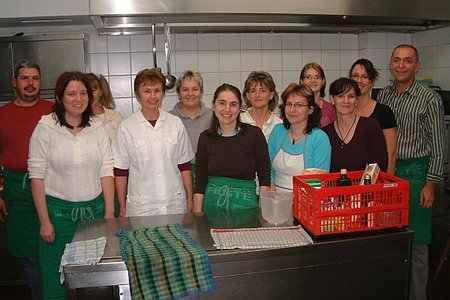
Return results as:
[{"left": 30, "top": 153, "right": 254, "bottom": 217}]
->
[{"left": 349, "top": 58, "right": 397, "bottom": 174}]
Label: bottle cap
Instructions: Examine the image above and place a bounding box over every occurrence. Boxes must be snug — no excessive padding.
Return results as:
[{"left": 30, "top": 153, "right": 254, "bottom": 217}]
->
[{"left": 340, "top": 169, "right": 347, "bottom": 175}]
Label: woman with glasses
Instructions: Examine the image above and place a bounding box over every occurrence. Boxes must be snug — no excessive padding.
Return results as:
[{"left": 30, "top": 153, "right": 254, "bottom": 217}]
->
[
  {"left": 349, "top": 58, "right": 397, "bottom": 174},
  {"left": 268, "top": 83, "right": 331, "bottom": 192},
  {"left": 322, "top": 78, "right": 388, "bottom": 172},
  {"left": 241, "top": 71, "right": 282, "bottom": 141},
  {"left": 300, "top": 63, "right": 336, "bottom": 127}
]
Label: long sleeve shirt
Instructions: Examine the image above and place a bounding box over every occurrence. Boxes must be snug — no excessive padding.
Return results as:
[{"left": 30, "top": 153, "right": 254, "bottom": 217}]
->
[
  {"left": 195, "top": 123, "right": 271, "bottom": 194},
  {"left": 377, "top": 80, "right": 445, "bottom": 182},
  {"left": 28, "top": 114, "right": 113, "bottom": 201}
]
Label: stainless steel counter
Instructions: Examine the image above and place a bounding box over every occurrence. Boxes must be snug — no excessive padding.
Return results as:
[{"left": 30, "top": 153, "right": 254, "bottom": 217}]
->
[{"left": 65, "top": 209, "right": 413, "bottom": 300}]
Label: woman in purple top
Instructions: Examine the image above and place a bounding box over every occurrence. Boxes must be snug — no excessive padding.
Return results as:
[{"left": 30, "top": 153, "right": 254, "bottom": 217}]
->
[
  {"left": 322, "top": 78, "right": 388, "bottom": 172},
  {"left": 300, "top": 63, "right": 336, "bottom": 127}
]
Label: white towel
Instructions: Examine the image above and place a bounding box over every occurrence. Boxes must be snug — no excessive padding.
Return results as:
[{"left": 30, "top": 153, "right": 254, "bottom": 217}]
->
[
  {"left": 210, "top": 225, "right": 313, "bottom": 250},
  {"left": 59, "top": 236, "right": 107, "bottom": 283}
]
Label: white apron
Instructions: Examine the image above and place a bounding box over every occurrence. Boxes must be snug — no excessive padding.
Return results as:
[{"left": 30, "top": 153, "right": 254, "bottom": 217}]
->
[{"left": 272, "top": 133, "right": 307, "bottom": 192}]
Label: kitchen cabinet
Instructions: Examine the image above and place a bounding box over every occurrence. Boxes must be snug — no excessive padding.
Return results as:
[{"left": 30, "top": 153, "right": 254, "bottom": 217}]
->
[
  {"left": 65, "top": 211, "right": 413, "bottom": 300},
  {"left": 0, "top": 0, "right": 88, "bottom": 19}
]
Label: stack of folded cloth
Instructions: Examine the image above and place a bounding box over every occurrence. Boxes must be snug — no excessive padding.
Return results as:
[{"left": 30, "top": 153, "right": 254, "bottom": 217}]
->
[
  {"left": 117, "top": 223, "right": 216, "bottom": 300},
  {"left": 59, "top": 236, "right": 107, "bottom": 283}
]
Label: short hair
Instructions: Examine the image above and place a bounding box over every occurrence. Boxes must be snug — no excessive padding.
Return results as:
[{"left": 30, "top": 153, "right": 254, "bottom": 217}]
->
[
  {"left": 176, "top": 70, "right": 204, "bottom": 93},
  {"left": 86, "top": 73, "right": 116, "bottom": 109},
  {"left": 299, "top": 63, "right": 327, "bottom": 98},
  {"left": 14, "top": 61, "right": 41, "bottom": 79},
  {"left": 391, "top": 44, "right": 419, "bottom": 62},
  {"left": 329, "top": 77, "right": 361, "bottom": 97},
  {"left": 280, "top": 83, "right": 320, "bottom": 134},
  {"left": 134, "top": 69, "right": 165, "bottom": 97},
  {"left": 54, "top": 71, "right": 93, "bottom": 129},
  {"left": 207, "top": 83, "right": 243, "bottom": 136},
  {"left": 242, "top": 71, "right": 279, "bottom": 111},
  {"left": 349, "top": 58, "right": 379, "bottom": 81}
]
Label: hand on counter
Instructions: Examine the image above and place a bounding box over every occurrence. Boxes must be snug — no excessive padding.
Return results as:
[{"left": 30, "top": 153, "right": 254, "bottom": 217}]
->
[{"left": 0, "top": 196, "right": 7, "bottom": 222}]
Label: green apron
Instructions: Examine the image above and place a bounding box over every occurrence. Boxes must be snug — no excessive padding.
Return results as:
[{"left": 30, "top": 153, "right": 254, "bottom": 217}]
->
[
  {"left": 203, "top": 176, "right": 258, "bottom": 212},
  {"left": 396, "top": 157, "right": 430, "bottom": 245},
  {"left": 3, "top": 169, "right": 40, "bottom": 257},
  {"left": 40, "top": 194, "right": 104, "bottom": 300},
  {"left": 205, "top": 208, "right": 259, "bottom": 229}
]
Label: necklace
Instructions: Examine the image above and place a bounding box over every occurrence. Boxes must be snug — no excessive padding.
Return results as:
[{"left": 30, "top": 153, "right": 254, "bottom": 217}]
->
[
  {"left": 336, "top": 115, "right": 357, "bottom": 149},
  {"left": 290, "top": 129, "right": 305, "bottom": 145}
]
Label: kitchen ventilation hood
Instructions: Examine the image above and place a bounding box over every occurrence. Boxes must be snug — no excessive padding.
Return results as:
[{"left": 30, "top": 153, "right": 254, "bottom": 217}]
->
[{"left": 90, "top": 0, "right": 450, "bottom": 34}]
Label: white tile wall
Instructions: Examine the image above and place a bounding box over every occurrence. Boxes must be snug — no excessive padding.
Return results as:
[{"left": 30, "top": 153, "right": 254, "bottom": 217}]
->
[
  {"left": 0, "top": 26, "right": 441, "bottom": 117},
  {"left": 82, "top": 28, "right": 450, "bottom": 116}
]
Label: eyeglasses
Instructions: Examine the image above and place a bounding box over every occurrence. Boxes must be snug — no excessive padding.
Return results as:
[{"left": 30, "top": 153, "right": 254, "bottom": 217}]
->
[
  {"left": 351, "top": 74, "right": 370, "bottom": 81},
  {"left": 285, "top": 102, "right": 309, "bottom": 109},
  {"left": 303, "top": 75, "right": 321, "bottom": 81}
]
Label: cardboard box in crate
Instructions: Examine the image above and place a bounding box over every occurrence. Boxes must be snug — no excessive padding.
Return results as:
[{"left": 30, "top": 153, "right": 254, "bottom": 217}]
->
[{"left": 293, "top": 171, "right": 409, "bottom": 237}]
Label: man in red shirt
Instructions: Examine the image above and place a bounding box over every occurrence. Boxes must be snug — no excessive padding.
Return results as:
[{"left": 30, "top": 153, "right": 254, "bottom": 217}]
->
[{"left": 0, "top": 61, "right": 53, "bottom": 300}]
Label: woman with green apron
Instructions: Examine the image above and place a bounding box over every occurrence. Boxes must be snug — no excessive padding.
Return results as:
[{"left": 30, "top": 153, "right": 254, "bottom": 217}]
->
[
  {"left": 268, "top": 83, "right": 331, "bottom": 193},
  {"left": 28, "top": 72, "right": 114, "bottom": 300},
  {"left": 193, "top": 84, "right": 271, "bottom": 214}
]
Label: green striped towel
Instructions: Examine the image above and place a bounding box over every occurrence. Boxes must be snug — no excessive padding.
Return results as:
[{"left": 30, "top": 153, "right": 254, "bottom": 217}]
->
[{"left": 117, "top": 223, "right": 216, "bottom": 300}]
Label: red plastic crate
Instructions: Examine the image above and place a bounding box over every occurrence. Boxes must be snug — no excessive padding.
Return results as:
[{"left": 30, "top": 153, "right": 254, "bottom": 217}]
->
[{"left": 293, "top": 171, "right": 409, "bottom": 237}]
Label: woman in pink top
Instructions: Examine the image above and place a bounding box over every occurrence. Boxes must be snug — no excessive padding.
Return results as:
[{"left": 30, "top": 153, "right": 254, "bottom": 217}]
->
[{"left": 300, "top": 63, "right": 336, "bottom": 127}]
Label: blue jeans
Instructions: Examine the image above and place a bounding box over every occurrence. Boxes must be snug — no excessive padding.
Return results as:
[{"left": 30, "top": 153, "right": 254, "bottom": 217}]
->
[{"left": 23, "top": 256, "right": 43, "bottom": 300}]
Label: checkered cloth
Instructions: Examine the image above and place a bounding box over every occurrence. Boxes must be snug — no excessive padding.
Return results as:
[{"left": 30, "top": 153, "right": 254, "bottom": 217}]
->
[
  {"left": 117, "top": 223, "right": 216, "bottom": 300},
  {"left": 59, "top": 236, "right": 107, "bottom": 283}
]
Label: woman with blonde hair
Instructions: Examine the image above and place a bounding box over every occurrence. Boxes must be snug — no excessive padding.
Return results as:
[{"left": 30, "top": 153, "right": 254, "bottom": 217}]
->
[
  {"left": 241, "top": 71, "right": 282, "bottom": 141},
  {"left": 169, "top": 70, "right": 213, "bottom": 163},
  {"left": 86, "top": 73, "right": 122, "bottom": 141}
]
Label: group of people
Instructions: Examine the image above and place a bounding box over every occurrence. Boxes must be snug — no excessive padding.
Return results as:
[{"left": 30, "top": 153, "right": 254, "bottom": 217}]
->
[{"left": 0, "top": 43, "right": 444, "bottom": 300}]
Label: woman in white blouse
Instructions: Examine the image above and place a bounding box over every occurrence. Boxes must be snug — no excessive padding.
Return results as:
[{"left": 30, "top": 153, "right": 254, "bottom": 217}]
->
[
  {"left": 112, "top": 69, "right": 194, "bottom": 217},
  {"left": 240, "top": 71, "right": 282, "bottom": 141},
  {"left": 28, "top": 71, "right": 114, "bottom": 300}
]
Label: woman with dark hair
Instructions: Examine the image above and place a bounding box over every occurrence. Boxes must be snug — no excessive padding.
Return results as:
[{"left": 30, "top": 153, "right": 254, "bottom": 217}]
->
[
  {"left": 86, "top": 73, "right": 122, "bottom": 142},
  {"left": 300, "top": 62, "right": 336, "bottom": 127},
  {"left": 322, "top": 77, "right": 388, "bottom": 172},
  {"left": 193, "top": 84, "right": 271, "bottom": 213},
  {"left": 112, "top": 69, "right": 194, "bottom": 217},
  {"left": 28, "top": 71, "right": 114, "bottom": 299},
  {"left": 268, "top": 83, "right": 331, "bottom": 192},
  {"left": 241, "top": 71, "right": 282, "bottom": 141},
  {"left": 349, "top": 58, "right": 397, "bottom": 174}
]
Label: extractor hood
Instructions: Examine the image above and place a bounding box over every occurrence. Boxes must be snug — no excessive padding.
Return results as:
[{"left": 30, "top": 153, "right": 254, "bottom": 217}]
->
[{"left": 90, "top": 0, "right": 450, "bottom": 35}]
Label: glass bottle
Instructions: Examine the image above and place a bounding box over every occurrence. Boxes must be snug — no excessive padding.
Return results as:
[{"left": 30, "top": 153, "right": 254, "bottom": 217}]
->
[
  {"left": 336, "top": 169, "right": 352, "bottom": 187},
  {"left": 363, "top": 174, "right": 372, "bottom": 185}
]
